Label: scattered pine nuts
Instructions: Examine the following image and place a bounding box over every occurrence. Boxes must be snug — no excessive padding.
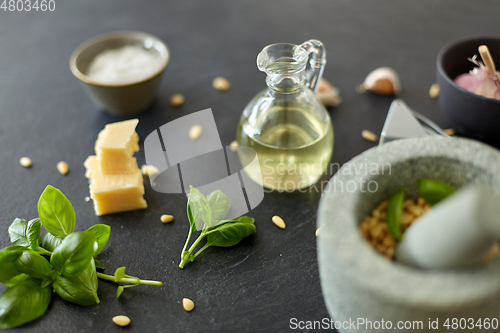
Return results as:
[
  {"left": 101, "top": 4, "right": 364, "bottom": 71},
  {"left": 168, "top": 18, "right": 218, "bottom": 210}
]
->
[
  {"left": 182, "top": 298, "right": 195, "bottom": 312},
  {"left": 57, "top": 161, "right": 69, "bottom": 175},
  {"left": 315, "top": 228, "right": 321, "bottom": 237},
  {"left": 112, "top": 315, "right": 131, "bottom": 327},
  {"left": 272, "top": 215, "right": 286, "bottom": 229},
  {"left": 212, "top": 77, "right": 230, "bottom": 91},
  {"left": 160, "top": 214, "right": 174, "bottom": 223},
  {"left": 429, "top": 83, "right": 440, "bottom": 99},
  {"left": 229, "top": 140, "right": 238, "bottom": 152},
  {"left": 444, "top": 128, "right": 455, "bottom": 136},
  {"left": 170, "top": 93, "right": 185, "bottom": 107},
  {"left": 189, "top": 125, "right": 203, "bottom": 140},
  {"left": 361, "top": 130, "right": 378, "bottom": 142},
  {"left": 19, "top": 157, "right": 32, "bottom": 168},
  {"left": 141, "top": 164, "right": 159, "bottom": 176},
  {"left": 85, "top": 196, "right": 90, "bottom": 202}
]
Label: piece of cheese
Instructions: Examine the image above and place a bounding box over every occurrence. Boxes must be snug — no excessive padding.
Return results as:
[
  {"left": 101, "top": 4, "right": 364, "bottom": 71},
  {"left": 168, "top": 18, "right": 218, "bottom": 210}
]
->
[
  {"left": 84, "top": 156, "right": 147, "bottom": 216},
  {"left": 95, "top": 119, "right": 140, "bottom": 174}
]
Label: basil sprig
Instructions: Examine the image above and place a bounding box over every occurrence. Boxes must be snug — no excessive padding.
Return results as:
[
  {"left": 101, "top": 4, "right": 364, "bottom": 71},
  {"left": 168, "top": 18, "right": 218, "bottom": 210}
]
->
[
  {"left": 179, "top": 186, "right": 256, "bottom": 269},
  {"left": 0, "top": 185, "right": 162, "bottom": 328}
]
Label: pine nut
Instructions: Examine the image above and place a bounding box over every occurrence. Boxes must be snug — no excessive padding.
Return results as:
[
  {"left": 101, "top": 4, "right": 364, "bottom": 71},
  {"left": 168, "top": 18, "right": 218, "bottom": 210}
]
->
[
  {"left": 212, "top": 77, "right": 230, "bottom": 91},
  {"left": 361, "top": 130, "right": 378, "bottom": 142},
  {"left": 112, "top": 315, "right": 130, "bottom": 327},
  {"left": 19, "top": 157, "right": 32, "bottom": 168},
  {"left": 272, "top": 215, "right": 286, "bottom": 229},
  {"left": 315, "top": 227, "right": 321, "bottom": 237},
  {"left": 170, "top": 93, "right": 185, "bottom": 107},
  {"left": 160, "top": 214, "right": 174, "bottom": 223},
  {"left": 189, "top": 125, "right": 203, "bottom": 140},
  {"left": 444, "top": 128, "right": 455, "bottom": 136},
  {"left": 85, "top": 196, "right": 90, "bottom": 202},
  {"left": 407, "top": 205, "right": 422, "bottom": 216},
  {"left": 57, "top": 161, "right": 69, "bottom": 175},
  {"left": 183, "top": 298, "right": 195, "bottom": 312},
  {"left": 429, "top": 83, "right": 440, "bottom": 99},
  {"left": 229, "top": 140, "right": 238, "bottom": 152},
  {"left": 141, "top": 164, "right": 159, "bottom": 176}
]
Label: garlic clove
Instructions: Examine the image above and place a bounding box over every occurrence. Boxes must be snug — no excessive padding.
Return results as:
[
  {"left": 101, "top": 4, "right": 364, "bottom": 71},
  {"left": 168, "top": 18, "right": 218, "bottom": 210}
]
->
[
  {"left": 359, "top": 67, "right": 401, "bottom": 95},
  {"left": 316, "top": 78, "right": 342, "bottom": 107}
]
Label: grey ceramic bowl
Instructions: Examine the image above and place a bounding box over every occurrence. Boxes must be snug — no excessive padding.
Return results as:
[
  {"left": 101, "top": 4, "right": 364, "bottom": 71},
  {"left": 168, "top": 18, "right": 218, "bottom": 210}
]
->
[
  {"left": 317, "top": 136, "right": 500, "bottom": 333},
  {"left": 437, "top": 36, "right": 500, "bottom": 147},
  {"left": 70, "top": 31, "right": 170, "bottom": 116}
]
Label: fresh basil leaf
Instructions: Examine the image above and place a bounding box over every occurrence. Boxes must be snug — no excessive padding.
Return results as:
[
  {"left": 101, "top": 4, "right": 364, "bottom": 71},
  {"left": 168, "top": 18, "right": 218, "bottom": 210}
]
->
[
  {"left": 0, "top": 279, "right": 51, "bottom": 329},
  {"left": 207, "top": 189, "right": 231, "bottom": 222},
  {"left": 26, "top": 218, "right": 42, "bottom": 250},
  {"left": 50, "top": 232, "right": 96, "bottom": 277},
  {"left": 38, "top": 185, "right": 76, "bottom": 238},
  {"left": 0, "top": 246, "right": 29, "bottom": 287},
  {"left": 86, "top": 224, "right": 111, "bottom": 255},
  {"left": 116, "top": 286, "right": 124, "bottom": 298},
  {"left": 188, "top": 186, "right": 213, "bottom": 229},
  {"left": 417, "top": 179, "right": 456, "bottom": 206},
  {"left": 42, "top": 232, "right": 63, "bottom": 252},
  {"left": 94, "top": 258, "right": 105, "bottom": 270},
  {"left": 8, "top": 218, "right": 29, "bottom": 247},
  {"left": 53, "top": 259, "right": 99, "bottom": 306},
  {"left": 386, "top": 189, "right": 405, "bottom": 241},
  {"left": 206, "top": 216, "right": 256, "bottom": 247},
  {"left": 13, "top": 251, "right": 54, "bottom": 280},
  {"left": 114, "top": 266, "right": 126, "bottom": 282}
]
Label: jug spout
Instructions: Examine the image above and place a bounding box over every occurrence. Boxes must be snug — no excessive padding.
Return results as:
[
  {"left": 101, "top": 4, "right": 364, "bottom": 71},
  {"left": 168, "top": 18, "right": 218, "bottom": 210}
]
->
[{"left": 256, "top": 39, "right": 326, "bottom": 92}]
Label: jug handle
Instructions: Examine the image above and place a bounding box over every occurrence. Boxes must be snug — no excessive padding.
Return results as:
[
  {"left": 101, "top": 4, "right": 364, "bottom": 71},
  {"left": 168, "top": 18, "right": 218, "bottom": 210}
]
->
[{"left": 298, "top": 40, "right": 327, "bottom": 93}]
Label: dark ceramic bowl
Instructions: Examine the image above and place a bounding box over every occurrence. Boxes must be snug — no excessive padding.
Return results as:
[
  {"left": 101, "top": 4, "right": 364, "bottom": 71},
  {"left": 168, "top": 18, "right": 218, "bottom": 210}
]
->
[{"left": 437, "top": 36, "right": 500, "bottom": 147}]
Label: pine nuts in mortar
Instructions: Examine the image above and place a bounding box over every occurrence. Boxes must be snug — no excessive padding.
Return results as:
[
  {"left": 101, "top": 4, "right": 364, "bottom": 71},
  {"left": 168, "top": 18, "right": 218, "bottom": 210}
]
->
[{"left": 272, "top": 215, "right": 286, "bottom": 229}]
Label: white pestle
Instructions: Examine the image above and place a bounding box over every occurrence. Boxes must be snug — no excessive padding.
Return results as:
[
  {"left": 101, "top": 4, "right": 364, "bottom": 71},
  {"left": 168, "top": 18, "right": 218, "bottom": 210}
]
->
[{"left": 396, "top": 186, "right": 500, "bottom": 269}]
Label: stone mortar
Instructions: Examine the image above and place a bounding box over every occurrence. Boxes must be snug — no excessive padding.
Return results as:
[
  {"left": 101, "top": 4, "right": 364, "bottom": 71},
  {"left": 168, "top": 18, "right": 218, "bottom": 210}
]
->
[{"left": 317, "top": 136, "right": 500, "bottom": 332}]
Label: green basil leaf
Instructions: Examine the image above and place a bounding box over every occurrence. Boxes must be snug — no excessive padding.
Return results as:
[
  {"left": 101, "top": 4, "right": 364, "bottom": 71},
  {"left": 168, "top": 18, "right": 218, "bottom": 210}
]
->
[
  {"left": 38, "top": 185, "right": 76, "bottom": 238},
  {"left": 0, "top": 279, "right": 51, "bottom": 329},
  {"left": 26, "top": 218, "right": 42, "bottom": 250},
  {"left": 50, "top": 232, "right": 96, "bottom": 277},
  {"left": 206, "top": 216, "right": 256, "bottom": 247},
  {"left": 188, "top": 186, "right": 212, "bottom": 229},
  {"left": 53, "top": 259, "right": 99, "bottom": 306},
  {"left": 417, "top": 179, "right": 456, "bottom": 206},
  {"left": 42, "top": 232, "right": 63, "bottom": 252},
  {"left": 386, "top": 189, "right": 405, "bottom": 241},
  {"left": 0, "top": 246, "right": 29, "bottom": 287},
  {"left": 207, "top": 189, "right": 232, "bottom": 222},
  {"left": 13, "top": 251, "right": 54, "bottom": 280},
  {"left": 114, "top": 266, "right": 126, "bottom": 282},
  {"left": 116, "top": 286, "right": 124, "bottom": 298},
  {"left": 8, "top": 218, "right": 29, "bottom": 247},
  {"left": 94, "top": 258, "right": 105, "bottom": 270},
  {"left": 86, "top": 224, "right": 111, "bottom": 255}
]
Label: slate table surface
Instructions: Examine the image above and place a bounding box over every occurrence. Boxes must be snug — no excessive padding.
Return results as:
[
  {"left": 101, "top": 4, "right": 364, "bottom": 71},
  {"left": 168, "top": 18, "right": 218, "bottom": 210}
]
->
[{"left": 1, "top": 1, "right": 499, "bottom": 332}]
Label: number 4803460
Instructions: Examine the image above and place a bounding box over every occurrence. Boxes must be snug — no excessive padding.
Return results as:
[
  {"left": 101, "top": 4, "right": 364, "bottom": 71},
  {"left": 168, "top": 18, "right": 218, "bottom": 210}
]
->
[{"left": 1, "top": 0, "right": 56, "bottom": 11}]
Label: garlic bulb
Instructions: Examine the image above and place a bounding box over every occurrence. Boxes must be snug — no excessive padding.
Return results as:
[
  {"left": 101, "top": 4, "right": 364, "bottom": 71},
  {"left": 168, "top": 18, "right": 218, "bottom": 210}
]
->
[
  {"left": 454, "top": 46, "right": 500, "bottom": 100},
  {"left": 316, "top": 78, "right": 342, "bottom": 107},
  {"left": 359, "top": 67, "right": 401, "bottom": 95}
]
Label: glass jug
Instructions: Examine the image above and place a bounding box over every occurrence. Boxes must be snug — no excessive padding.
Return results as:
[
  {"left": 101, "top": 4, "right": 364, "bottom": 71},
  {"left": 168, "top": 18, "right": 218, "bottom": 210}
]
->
[{"left": 237, "top": 40, "right": 334, "bottom": 192}]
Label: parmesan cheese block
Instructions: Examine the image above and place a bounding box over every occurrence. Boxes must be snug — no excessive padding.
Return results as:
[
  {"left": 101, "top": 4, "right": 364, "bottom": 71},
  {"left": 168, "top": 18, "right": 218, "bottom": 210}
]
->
[
  {"left": 84, "top": 156, "right": 147, "bottom": 216},
  {"left": 95, "top": 119, "right": 140, "bottom": 174}
]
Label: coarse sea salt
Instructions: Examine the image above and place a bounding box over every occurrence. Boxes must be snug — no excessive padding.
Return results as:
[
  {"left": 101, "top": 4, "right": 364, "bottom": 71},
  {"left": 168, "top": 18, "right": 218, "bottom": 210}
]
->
[{"left": 86, "top": 44, "right": 162, "bottom": 85}]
